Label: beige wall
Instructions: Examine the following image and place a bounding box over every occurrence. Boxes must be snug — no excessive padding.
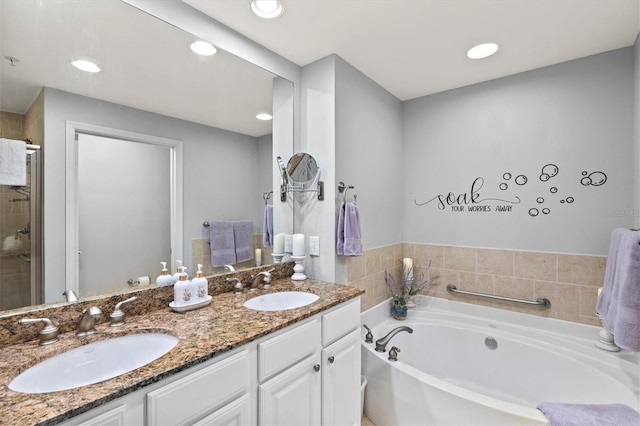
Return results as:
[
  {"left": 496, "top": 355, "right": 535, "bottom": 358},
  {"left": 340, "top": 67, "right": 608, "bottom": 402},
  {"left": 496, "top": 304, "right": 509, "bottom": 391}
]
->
[{"left": 348, "top": 244, "right": 605, "bottom": 327}]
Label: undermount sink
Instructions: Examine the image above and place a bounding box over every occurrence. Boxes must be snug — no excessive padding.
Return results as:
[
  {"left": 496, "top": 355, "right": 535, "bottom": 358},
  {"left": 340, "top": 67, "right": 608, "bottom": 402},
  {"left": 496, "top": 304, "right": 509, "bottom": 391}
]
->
[
  {"left": 9, "top": 333, "right": 178, "bottom": 394},
  {"left": 243, "top": 291, "right": 319, "bottom": 312}
]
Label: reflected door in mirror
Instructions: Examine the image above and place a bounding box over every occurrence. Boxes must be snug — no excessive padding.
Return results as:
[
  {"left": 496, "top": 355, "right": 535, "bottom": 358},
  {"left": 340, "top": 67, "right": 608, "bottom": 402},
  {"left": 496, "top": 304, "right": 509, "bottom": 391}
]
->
[{"left": 77, "top": 134, "right": 171, "bottom": 295}]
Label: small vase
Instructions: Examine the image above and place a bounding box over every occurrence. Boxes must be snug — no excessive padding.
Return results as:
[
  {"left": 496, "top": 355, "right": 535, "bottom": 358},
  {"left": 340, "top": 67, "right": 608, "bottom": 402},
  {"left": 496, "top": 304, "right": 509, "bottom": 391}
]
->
[
  {"left": 406, "top": 296, "right": 416, "bottom": 309},
  {"left": 390, "top": 303, "right": 408, "bottom": 320}
]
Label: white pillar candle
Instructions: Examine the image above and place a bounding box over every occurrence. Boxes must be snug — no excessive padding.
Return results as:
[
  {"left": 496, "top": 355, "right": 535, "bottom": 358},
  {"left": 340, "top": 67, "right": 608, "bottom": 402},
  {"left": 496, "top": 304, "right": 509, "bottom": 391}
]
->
[
  {"left": 403, "top": 258, "right": 413, "bottom": 280},
  {"left": 292, "top": 234, "right": 305, "bottom": 256},
  {"left": 255, "top": 248, "right": 262, "bottom": 265},
  {"left": 274, "top": 233, "right": 285, "bottom": 254}
]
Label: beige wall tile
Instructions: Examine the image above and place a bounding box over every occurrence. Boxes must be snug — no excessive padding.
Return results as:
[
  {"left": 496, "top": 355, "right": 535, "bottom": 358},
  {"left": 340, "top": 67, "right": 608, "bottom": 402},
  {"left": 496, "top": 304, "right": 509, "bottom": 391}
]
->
[
  {"left": 365, "top": 248, "right": 382, "bottom": 275},
  {"left": 534, "top": 280, "right": 580, "bottom": 316},
  {"left": 494, "top": 276, "right": 535, "bottom": 300},
  {"left": 515, "top": 251, "right": 557, "bottom": 281},
  {"left": 415, "top": 244, "right": 444, "bottom": 269},
  {"left": 579, "top": 285, "right": 600, "bottom": 318},
  {"left": 380, "top": 245, "right": 398, "bottom": 270},
  {"left": 477, "top": 248, "right": 514, "bottom": 277},
  {"left": 444, "top": 246, "right": 476, "bottom": 272},
  {"left": 457, "top": 272, "right": 494, "bottom": 294},
  {"left": 557, "top": 254, "right": 606, "bottom": 287},
  {"left": 347, "top": 255, "right": 366, "bottom": 281}
]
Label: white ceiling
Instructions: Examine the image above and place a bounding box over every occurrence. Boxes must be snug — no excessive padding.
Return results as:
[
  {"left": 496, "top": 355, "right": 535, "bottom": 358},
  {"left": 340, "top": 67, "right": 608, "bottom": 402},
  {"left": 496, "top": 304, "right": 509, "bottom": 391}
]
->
[
  {"left": 185, "top": 0, "right": 640, "bottom": 101},
  {"left": 0, "top": 0, "right": 275, "bottom": 137}
]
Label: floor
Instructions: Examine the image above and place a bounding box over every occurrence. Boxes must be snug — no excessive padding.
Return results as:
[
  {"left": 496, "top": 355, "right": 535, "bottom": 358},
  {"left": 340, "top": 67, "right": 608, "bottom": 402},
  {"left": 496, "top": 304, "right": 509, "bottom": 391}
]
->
[{"left": 362, "top": 415, "right": 375, "bottom": 425}]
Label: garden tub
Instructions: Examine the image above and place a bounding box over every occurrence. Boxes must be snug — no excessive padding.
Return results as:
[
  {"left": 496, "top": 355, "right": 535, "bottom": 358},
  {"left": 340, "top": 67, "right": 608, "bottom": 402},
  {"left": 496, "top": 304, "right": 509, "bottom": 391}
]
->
[{"left": 361, "top": 296, "right": 639, "bottom": 425}]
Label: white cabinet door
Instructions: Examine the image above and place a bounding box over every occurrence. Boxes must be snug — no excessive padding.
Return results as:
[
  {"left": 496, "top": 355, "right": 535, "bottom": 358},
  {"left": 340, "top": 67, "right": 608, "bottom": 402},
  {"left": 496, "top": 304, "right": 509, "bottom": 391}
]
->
[
  {"left": 192, "top": 394, "right": 251, "bottom": 426},
  {"left": 321, "top": 328, "right": 361, "bottom": 426},
  {"left": 259, "top": 354, "right": 322, "bottom": 426}
]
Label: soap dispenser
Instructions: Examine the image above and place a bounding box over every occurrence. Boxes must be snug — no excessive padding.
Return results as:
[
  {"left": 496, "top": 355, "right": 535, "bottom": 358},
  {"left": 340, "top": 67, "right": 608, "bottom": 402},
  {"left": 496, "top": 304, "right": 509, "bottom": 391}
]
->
[
  {"left": 172, "top": 260, "right": 184, "bottom": 284},
  {"left": 156, "top": 262, "right": 174, "bottom": 286},
  {"left": 192, "top": 264, "right": 209, "bottom": 301},
  {"left": 173, "top": 267, "right": 192, "bottom": 306}
]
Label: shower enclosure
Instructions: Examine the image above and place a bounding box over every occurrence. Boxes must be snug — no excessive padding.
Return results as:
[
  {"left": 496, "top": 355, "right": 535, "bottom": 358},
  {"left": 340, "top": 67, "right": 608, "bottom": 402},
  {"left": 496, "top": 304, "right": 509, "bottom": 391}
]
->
[{"left": 0, "top": 147, "right": 42, "bottom": 310}]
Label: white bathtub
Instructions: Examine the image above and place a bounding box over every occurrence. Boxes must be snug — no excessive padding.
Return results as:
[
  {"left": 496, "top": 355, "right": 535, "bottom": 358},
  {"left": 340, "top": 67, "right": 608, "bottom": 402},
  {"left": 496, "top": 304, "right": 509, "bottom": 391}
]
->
[{"left": 361, "top": 296, "right": 640, "bottom": 425}]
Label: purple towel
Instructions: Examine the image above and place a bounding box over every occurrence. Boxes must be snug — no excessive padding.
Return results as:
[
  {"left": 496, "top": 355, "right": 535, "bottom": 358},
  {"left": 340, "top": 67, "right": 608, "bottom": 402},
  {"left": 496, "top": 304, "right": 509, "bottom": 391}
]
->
[
  {"left": 336, "top": 202, "right": 345, "bottom": 255},
  {"left": 233, "top": 220, "right": 254, "bottom": 263},
  {"left": 209, "top": 221, "right": 236, "bottom": 266},
  {"left": 537, "top": 402, "right": 640, "bottom": 426},
  {"left": 343, "top": 202, "right": 362, "bottom": 256},
  {"left": 262, "top": 205, "right": 273, "bottom": 247},
  {"left": 596, "top": 228, "right": 640, "bottom": 351}
]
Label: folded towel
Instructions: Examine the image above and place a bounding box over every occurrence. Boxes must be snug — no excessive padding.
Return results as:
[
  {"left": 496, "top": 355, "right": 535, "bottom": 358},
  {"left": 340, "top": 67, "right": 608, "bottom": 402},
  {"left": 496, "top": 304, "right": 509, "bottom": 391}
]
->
[
  {"left": 233, "top": 220, "right": 254, "bottom": 263},
  {"left": 537, "top": 402, "right": 640, "bottom": 426},
  {"left": 209, "top": 221, "right": 236, "bottom": 266},
  {"left": 262, "top": 205, "right": 273, "bottom": 247},
  {"left": 596, "top": 228, "right": 640, "bottom": 351},
  {"left": 336, "top": 202, "right": 346, "bottom": 255},
  {"left": 0, "top": 138, "right": 26, "bottom": 186},
  {"left": 343, "top": 202, "right": 363, "bottom": 256}
]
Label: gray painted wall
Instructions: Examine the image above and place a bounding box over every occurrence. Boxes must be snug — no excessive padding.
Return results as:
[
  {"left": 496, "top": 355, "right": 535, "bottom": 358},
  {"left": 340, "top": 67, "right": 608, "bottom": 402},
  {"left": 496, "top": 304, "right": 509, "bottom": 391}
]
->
[
  {"left": 43, "top": 88, "right": 264, "bottom": 302},
  {"left": 402, "top": 48, "right": 635, "bottom": 255}
]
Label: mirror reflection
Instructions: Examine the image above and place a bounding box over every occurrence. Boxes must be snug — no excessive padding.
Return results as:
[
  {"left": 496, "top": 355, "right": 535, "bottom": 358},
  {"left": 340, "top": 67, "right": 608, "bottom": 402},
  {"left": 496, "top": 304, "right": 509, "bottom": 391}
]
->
[
  {"left": 0, "top": 0, "right": 293, "bottom": 311},
  {"left": 287, "top": 153, "right": 320, "bottom": 186}
]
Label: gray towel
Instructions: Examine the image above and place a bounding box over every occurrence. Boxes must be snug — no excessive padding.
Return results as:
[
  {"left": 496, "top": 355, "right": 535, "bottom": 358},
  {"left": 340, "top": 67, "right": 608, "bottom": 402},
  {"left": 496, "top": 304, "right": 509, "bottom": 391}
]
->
[
  {"left": 596, "top": 228, "right": 640, "bottom": 351},
  {"left": 336, "top": 202, "right": 345, "bottom": 255},
  {"left": 262, "top": 205, "right": 273, "bottom": 247},
  {"left": 209, "top": 221, "right": 236, "bottom": 266},
  {"left": 537, "top": 402, "right": 640, "bottom": 426},
  {"left": 233, "top": 220, "right": 254, "bottom": 263},
  {"left": 343, "top": 202, "right": 362, "bottom": 256}
]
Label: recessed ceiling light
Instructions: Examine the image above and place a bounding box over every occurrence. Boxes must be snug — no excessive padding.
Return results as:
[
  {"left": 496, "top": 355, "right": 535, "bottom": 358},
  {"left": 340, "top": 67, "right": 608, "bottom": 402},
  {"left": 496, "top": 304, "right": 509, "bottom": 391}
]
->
[
  {"left": 256, "top": 113, "right": 272, "bottom": 121},
  {"left": 467, "top": 43, "right": 499, "bottom": 59},
  {"left": 190, "top": 40, "right": 217, "bottom": 56},
  {"left": 71, "top": 59, "right": 102, "bottom": 73},
  {"left": 250, "top": 0, "right": 284, "bottom": 19}
]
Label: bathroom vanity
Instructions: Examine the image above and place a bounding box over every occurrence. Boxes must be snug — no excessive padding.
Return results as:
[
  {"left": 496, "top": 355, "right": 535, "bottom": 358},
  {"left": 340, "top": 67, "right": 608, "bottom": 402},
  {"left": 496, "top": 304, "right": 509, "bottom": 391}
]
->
[{"left": 0, "top": 279, "right": 362, "bottom": 425}]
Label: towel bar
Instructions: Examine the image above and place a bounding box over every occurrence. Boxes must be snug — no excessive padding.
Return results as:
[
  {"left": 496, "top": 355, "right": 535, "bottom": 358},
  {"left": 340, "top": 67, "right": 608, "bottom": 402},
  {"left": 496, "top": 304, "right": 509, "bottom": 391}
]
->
[{"left": 447, "top": 284, "right": 551, "bottom": 308}]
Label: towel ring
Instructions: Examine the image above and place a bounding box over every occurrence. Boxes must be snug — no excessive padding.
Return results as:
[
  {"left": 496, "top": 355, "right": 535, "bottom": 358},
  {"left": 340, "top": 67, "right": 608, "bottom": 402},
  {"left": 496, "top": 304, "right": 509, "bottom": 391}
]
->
[
  {"left": 338, "top": 181, "right": 356, "bottom": 203},
  {"left": 263, "top": 191, "right": 273, "bottom": 205}
]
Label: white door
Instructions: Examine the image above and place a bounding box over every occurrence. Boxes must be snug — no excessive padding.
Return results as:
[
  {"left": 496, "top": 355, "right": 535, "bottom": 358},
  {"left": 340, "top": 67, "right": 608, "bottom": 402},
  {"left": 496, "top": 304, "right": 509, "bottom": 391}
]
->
[
  {"left": 321, "top": 329, "right": 361, "bottom": 426},
  {"left": 77, "top": 133, "right": 171, "bottom": 294},
  {"left": 259, "top": 354, "right": 321, "bottom": 425}
]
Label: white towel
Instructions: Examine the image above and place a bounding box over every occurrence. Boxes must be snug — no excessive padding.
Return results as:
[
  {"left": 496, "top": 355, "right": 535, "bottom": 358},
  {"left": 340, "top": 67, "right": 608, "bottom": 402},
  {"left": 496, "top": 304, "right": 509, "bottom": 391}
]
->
[{"left": 0, "top": 138, "right": 26, "bottom": 186}]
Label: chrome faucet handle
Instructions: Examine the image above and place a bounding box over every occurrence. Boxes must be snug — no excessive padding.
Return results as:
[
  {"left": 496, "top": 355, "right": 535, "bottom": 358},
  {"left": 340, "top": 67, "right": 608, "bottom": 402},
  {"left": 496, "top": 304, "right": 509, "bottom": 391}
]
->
[
  {"left": 19, "top": 317, "right": 59, "bottom": 346},
  {"left": 227, "top": 277, "right": 243, "bottom": 294},
  {"left": 77, "top": 306, "right": 102, "bottom": 337},
  {"left": 363, "top": 324, "right": 374, "bottom": 343},
  {"left": 223, "top": 264, "right": 236, "bottom": 272},
  {"left": 62, "top": 289, "right": 79, "bottom": 302},
  {"left": 110, "top": 296, "right": 138, "bottom": 327},
  {"left": 388, "top": 346, "right": 400, "bottom": 362}
]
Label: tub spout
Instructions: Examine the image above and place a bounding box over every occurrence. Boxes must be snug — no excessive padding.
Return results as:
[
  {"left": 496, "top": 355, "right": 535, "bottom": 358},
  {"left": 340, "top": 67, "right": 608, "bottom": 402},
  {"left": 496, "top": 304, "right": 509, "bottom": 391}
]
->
[{"left": 375, "top": 326, "right": 413, "bottom": 352}]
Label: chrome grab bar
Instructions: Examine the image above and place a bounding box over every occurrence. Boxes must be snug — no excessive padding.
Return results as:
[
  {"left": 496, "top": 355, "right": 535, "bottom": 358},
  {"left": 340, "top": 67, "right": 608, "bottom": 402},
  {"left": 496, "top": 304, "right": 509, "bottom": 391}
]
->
[{"left": 446, "top": 284, "right": 550, "bottom": 309}]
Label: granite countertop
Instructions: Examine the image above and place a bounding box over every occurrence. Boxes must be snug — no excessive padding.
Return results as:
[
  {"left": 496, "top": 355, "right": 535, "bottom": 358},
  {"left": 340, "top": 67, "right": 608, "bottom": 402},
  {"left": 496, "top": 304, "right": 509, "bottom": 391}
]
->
[{"left": 0, "top": 279, "right": 363, "bottom": 425}]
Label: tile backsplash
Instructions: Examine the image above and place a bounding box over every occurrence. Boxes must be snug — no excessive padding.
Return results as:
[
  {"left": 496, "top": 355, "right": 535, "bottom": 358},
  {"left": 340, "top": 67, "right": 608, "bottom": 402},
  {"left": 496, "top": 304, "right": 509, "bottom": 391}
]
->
[{"left": 347, "top": 243, "right": 605, "bottom": 326}]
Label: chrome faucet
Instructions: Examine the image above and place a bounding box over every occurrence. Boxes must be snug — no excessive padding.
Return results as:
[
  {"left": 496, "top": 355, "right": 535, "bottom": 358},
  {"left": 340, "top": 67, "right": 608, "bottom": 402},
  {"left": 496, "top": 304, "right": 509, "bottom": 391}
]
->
[
  {"left": 227, "top": 277, "right": 243, "bottom": 294},
  {"left": 62, "top": 289, "right": 79, "bottom": 302},
  {"left": 375, "top": 326, "right": 413, "bottom": 352},
  {"left": 77, "top": 306, "right": 102, "bottom": 337},
  {"left": 19, "top": 317, "right": 59, "bottom": 345},
  {"left": 250, "top": 269, "right": 274, "bottom": 290},
  {"left": 223, "top": 264, "right": 236, "bottom": 272},
  {"left": 109, "top": 296, "right": 138, "bottom": 327}
]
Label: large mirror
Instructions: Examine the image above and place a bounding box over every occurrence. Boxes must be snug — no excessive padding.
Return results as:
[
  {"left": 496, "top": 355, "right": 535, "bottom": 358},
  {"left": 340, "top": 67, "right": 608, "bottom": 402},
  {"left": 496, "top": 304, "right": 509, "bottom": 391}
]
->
[{"left": 0, "top": 0, "right": 293, "bottom": 310}]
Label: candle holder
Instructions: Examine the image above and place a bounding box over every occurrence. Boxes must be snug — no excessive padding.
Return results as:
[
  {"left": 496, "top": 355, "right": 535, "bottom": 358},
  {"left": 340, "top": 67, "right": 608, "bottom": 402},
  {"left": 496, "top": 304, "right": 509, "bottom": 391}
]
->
[
  {"left": 272, "top": 253, "right": 285, "bottom": 264},
  {"left": 594, "top": 315, "right": 620, "bottom": 352},
  {"left": 290, "top": 255, "right": 307, "bottom": 280}
]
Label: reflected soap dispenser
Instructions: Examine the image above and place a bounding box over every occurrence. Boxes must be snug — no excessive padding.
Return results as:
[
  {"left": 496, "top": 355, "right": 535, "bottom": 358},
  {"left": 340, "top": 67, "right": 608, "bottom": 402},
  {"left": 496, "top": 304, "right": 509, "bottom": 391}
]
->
[
  {"left": 156, "top": 262, "right": 174, "bottom": 286},
  {"left": 192, "top": 264, "right": 209, "bottom": 301},
  {"left": 173, "top": 267, "right": 192, "bottom": 306},
  {"left": 172, "top": 260, "right": 184, "bottom": 284}
]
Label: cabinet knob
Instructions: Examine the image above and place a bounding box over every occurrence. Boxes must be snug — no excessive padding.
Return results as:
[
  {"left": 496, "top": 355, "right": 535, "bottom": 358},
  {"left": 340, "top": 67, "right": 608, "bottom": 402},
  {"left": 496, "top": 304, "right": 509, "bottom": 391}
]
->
[
  {"left": 328, "top": 356, "right": 335, "bottom": 364},
  {"left": 313, "top": 364, "right": 320, "bottom": 372}
]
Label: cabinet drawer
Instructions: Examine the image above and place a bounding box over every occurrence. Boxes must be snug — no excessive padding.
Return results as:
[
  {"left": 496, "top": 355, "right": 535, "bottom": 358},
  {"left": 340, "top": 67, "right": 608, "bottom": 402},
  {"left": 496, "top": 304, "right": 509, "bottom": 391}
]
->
[
  {"left": 146, "top": 350, "right": 249, "bottom": 425},
  {"left": 258, "top": 318, "right": 320, "bottom": 382},
  {"left": 322, "top": 298, "right": 360, "bottom": 346}
]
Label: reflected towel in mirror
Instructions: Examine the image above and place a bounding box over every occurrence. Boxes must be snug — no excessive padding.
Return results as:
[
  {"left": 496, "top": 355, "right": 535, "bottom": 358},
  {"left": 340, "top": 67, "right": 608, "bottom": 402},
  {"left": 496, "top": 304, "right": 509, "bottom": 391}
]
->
[
  {"left": 0, "top": 138, "right": 26, "bottom": 186},
  {"left": 233, "top": 220, "right": 254, "bottom": 263},
  {"left": 209, "top": 221, "right": 236, "bottom": 266},
  {"left": 263, "top": 205, "right": 273, "bottom": 247}
]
